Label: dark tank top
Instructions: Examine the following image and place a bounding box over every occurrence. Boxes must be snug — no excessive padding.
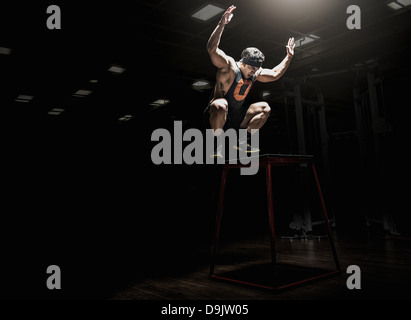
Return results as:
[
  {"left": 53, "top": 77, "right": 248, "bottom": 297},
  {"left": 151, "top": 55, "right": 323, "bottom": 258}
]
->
[
  {"left": 204, "top": 63, "right": 257, "bottom": 129},
  {"left": 223, "top": 63, "right": 255, "bottom": 129},
  {"left": 225, "top": 63, "right": 255, "bottom": 109},
  {"left": 222, "top": 63, "right": 256, "bottom": 128}
]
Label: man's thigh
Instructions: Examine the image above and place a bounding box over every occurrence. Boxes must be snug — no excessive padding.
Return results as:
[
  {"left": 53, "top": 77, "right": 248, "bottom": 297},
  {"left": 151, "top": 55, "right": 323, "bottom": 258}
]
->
[
  {"left": 244, "top": 101, "right": 269, "bottom": 116},
  {"left": 239, "top": 101, "right": 270, "bottom": 126}
]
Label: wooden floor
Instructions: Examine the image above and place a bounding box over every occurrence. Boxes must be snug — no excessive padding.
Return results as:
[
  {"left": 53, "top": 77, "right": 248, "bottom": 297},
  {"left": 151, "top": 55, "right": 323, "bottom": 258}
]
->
[{"left": 108, "top": 233, "right": 411, "bottom": 300}]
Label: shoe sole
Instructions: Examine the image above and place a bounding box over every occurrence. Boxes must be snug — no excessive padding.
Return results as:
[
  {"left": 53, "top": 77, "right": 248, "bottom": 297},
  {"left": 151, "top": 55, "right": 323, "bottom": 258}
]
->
[{"left": 233, "top": 146, "right": 260, "bottom": 153}]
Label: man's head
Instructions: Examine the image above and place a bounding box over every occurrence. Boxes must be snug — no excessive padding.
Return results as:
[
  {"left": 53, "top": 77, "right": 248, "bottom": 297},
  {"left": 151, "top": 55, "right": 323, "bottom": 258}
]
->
[{"left": 239, "top": 47, "right": 265, "bottom": 79}]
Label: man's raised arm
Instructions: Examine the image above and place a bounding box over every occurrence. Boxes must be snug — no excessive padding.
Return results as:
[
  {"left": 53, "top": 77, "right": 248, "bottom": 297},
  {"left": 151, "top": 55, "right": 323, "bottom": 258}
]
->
[
  {"left": 206, "top": 5, "right": 236, "bottom": 69},
  {"left": 257, "top": 37, "right": 295, "bottom": 83}
]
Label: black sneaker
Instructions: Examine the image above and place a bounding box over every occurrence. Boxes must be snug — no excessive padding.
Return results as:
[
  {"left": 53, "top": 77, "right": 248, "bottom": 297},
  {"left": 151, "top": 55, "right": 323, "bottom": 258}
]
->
[
  {"left": 210, "top": 143, "right": 224, "bottom": 159},
  {"left": 233, "top": 139, "right": 260, "bottom": 153}
]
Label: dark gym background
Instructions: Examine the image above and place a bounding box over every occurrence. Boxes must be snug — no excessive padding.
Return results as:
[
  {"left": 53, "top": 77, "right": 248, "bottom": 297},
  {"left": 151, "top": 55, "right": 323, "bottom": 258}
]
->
[{"left": 0, "top": 0, "right": 410, "bottom": 300}]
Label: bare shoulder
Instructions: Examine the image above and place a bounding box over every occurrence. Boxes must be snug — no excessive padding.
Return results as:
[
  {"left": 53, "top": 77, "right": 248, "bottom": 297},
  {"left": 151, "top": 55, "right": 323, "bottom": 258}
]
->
[
  {"left": 218, "top": 56, "right": 236, "bottom": 74},
  {"left": 215, "top": 57, "right": 237, "bottom": 97},
  {"left": 216, "top": 56, "right": 235, "bottom": 82},
  {"left": 228, "top": 56, "right": 237, "bottom": 71}
]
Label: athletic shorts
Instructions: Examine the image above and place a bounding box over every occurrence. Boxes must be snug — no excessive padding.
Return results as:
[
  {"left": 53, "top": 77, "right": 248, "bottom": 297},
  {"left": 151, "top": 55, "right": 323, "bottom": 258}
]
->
[{"left": 203, "top": 101, "right": 250, "bottom": 131}]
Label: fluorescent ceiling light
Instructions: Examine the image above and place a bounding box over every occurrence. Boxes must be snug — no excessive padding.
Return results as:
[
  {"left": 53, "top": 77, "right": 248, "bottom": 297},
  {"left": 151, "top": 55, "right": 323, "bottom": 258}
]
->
[
  {"left": 309, "top": 34, "right": 320, "bottom": 39},
  {"left": 73, "top": 89, "right": 92, "bottom": 97},
  {"left": 48, "top": 108, "right": 65, "bottom": 116},
  {"left": 295, "top": 34, "right": 320, "bottom": 48},
  {"left": 387, "top": 0, "right": 411, "bottom": 10},
  {"left": 0, "top": 47, "right": 12, "bottom": 55},
  {"left": 192, "top": 80, "right": 212, "bottom": 91},
  {"left": 397, "top": 0, "right": 411, "bottom": 6},
  {"left": 150, "top": 99, "right": 170, "bottom": 106},
  {"left": 118, "top": 114, "right": 133, "bottom": 122},
  {"left": 15, "top": 94, "right": 33, "bottom": 102},
  {"left": 193, "top": 80, "right": 210, "bottom": 87},
  {"left": 387, "top": 2, "right": 402, "bottom": 10},
  {"left": 192, "top": 4, "right": 224, "bottom": 21},
  {"left": 150, "top": 99, "right": 170, "bottom": 110},
  {"left": 108, "top": 65, "right": 126, "bottom": 74},
  {"left": 17, "top": 95, "right": 33, "bottom": 100}
]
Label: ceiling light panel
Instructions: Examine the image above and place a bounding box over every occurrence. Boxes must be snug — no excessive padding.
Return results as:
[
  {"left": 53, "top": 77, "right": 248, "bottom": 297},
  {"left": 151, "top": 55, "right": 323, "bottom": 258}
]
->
[
  {"left": 108, "top": 65, "right": 126, "bottom": 74},
  {"left": 397, "top": 0, "right": 411, "bottom": 6},
  {"left": 192, "top": 4, "right": 224, "bottom": 21},
  {"left": 0, "top": 47, "right": 12, "bottom": 55},
  {"left": 387, "top": 2, "right": 402, "bottom": 10}
]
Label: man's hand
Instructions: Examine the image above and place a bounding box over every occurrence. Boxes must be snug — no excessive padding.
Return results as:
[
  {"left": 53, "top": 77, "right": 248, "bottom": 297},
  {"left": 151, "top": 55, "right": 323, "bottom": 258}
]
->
[
  {"left": 207, "top": 5, "right": 236, "bottom": 68},
  {"left": 286, "top": 37, "right": 295, "bottom": 58},
  {"left": 219, "top": 5, "right": 236, "bottom": 25}
]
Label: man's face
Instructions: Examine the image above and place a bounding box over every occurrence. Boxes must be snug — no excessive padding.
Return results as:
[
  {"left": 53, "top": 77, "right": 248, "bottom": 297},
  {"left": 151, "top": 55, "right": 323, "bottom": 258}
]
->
[{"left": 240, "top": 62, "right": 259, "bottom": 79}]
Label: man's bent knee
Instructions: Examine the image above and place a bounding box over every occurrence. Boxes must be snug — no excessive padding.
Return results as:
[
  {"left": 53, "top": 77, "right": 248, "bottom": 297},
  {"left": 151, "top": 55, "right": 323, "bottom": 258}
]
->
[
  {"left": 210, "top": 99, "right": 228, "bottom": 113},
  {"left": 250, "top": 101, "right": 270, "bottom": 113},
  {"left": 263, "top": 103, "right": 271, "bottom": 115},
  {"left": 256, "top": 101, "right": 270, "bottom": 115}
]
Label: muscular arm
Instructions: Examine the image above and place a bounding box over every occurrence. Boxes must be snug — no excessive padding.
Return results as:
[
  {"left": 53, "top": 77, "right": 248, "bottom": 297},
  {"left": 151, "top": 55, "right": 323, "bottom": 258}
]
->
[
  {"left": 256, "top": 37, "right": 295, "bottom": 83},
  {"left": 206, "top": 5, "right": 236, "bottom": 69},
  {"left": 206, "top": 23, "right": 230, "bottom": 68},
  {"left": 256, "top": 55, "right": 292, "bottom": 83}
]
